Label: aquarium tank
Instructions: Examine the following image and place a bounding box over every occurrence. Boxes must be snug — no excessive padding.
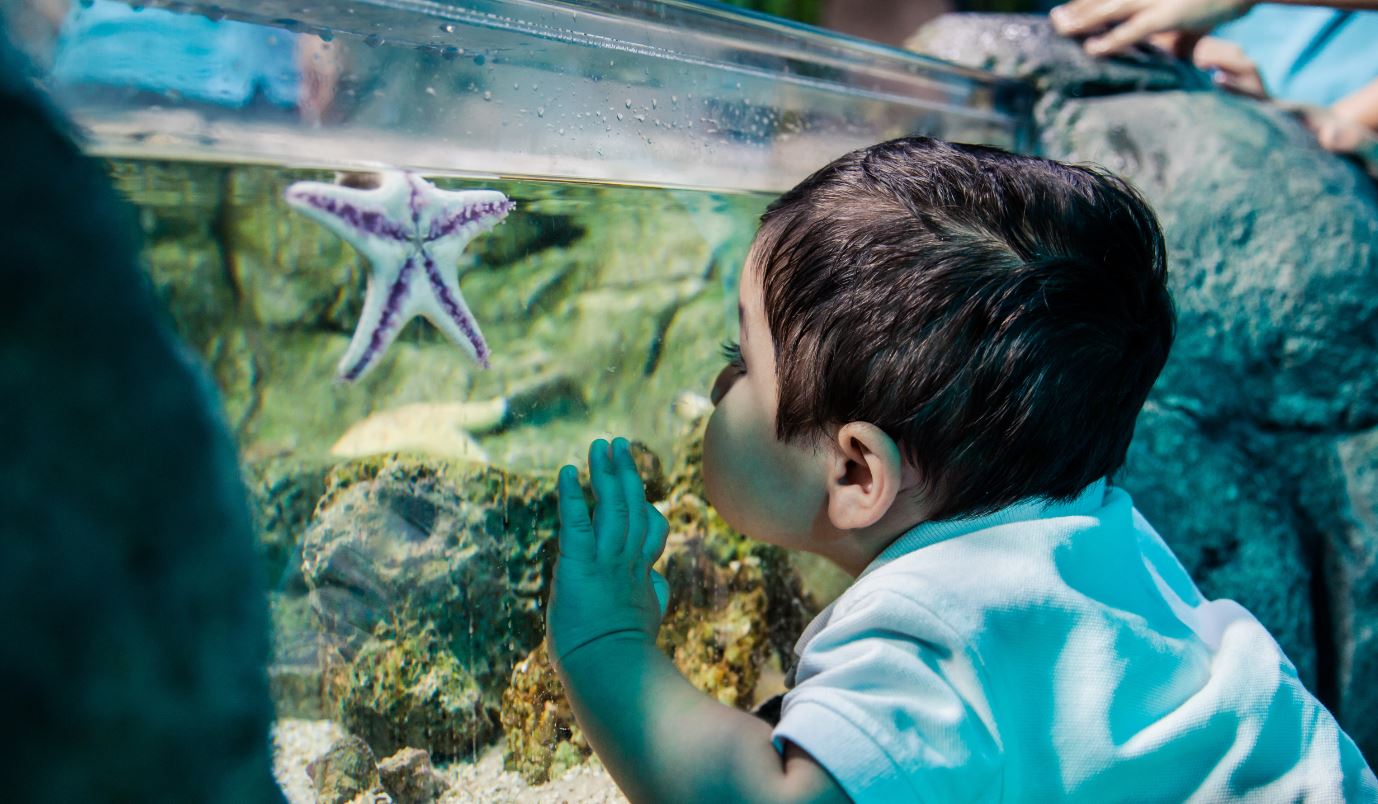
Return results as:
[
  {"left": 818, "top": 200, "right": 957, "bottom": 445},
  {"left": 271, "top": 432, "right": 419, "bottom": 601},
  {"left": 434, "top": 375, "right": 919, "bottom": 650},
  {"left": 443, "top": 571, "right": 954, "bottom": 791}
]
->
[{"left": 11, "top": 0, "right": 1031, "bottom": 798}]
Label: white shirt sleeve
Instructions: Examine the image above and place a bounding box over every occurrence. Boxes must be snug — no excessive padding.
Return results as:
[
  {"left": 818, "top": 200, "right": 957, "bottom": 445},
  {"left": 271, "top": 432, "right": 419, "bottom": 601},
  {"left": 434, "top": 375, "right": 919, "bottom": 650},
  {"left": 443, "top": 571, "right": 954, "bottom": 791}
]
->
[{"left": 771, "top": 589, "right": 1004, "bottom": 803}]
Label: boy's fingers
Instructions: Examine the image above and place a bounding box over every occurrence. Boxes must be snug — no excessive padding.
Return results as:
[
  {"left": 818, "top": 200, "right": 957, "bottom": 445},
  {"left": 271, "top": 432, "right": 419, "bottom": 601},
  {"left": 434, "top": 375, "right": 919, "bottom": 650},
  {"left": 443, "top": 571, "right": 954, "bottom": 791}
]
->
[
  {"left": 613, "top": 438, "right": 648, "bottom": 558},
  {"left": 557, "top": 465, "right": 596, "bottom": 562},
  {"left": 589, "top": 438, "right": 627, "bottom": 559},
  {"left": 643, "top": 503, "right": 670, "bottom": 568}
]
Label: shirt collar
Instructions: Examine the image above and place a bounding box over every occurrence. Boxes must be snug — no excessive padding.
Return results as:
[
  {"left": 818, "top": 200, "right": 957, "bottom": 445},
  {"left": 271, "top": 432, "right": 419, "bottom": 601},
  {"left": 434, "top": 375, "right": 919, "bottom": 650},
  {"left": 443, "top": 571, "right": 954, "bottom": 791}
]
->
[{"left": 856, "top": 477, "right": 1110, "bottom": 582}]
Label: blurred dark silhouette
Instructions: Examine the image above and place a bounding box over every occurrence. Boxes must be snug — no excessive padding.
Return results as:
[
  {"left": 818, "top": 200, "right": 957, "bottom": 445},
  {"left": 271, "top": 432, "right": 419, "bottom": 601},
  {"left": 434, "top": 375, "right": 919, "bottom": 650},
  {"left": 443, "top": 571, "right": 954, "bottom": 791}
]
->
[{"left": 0, "top": 22, "right": 283, "bottom": 804}]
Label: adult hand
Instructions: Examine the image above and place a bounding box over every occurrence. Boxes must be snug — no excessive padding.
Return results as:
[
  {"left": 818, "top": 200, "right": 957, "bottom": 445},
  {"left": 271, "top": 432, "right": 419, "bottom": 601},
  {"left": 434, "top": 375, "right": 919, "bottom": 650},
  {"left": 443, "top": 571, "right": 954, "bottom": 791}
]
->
[
  {"left": 1050, "top": 0, "right": 1253, "bottom": 56},
  {"left": 1281, "top": 102, "right": 1378, "bottom": 155},
  {"left": 1187, "top": 35, "right": 1267, "bottom": 97},
  {"left": 545, "top": 438, "right": 672, "bottom": 667}
]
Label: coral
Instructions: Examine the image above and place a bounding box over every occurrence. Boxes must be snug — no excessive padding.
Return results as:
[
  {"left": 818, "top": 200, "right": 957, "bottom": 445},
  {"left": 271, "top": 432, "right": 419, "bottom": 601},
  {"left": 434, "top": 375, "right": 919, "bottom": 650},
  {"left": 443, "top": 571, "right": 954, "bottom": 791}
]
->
[{"left": 499, "top": 641, "right": 593, "bottom": 784}]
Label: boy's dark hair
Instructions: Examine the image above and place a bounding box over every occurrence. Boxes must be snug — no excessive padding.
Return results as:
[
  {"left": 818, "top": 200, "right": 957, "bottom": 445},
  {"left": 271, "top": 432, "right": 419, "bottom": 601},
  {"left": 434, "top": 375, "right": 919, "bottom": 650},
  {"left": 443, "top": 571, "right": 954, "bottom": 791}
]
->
[{"left": 755, "top": 136, "right": 1174, "bottom": 521}]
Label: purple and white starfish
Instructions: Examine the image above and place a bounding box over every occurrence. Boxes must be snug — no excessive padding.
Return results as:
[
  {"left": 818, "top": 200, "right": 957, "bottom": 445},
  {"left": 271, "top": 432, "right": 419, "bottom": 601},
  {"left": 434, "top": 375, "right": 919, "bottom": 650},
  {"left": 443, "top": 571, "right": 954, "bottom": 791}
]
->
[{"left": 284, "top": 170, "right": 514, "bottom": 382}]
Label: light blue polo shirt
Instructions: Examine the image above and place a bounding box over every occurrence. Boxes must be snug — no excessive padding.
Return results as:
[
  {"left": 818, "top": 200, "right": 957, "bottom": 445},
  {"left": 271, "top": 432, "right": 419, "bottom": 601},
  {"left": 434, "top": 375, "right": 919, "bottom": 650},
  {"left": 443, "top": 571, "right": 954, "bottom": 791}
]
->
[{"left": 772, "top": 480, "right": 1377, "bottom": 801}]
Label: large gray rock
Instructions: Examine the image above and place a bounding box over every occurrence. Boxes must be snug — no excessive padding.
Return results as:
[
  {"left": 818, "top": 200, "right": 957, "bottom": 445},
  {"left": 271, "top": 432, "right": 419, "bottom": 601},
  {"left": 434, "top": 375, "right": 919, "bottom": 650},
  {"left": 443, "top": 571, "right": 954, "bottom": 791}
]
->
[
  {"left": 0, "top": 37, "right": 281, "bottom": 804},
  {"left": 907, "top": 14, "right": 1208, "bottom": 97},
  {"left": 909, "top": 13, "right": 1378, "bottom": 762},
  {"left": 298, "top": 458, "right": 556, "bottom": 758}
]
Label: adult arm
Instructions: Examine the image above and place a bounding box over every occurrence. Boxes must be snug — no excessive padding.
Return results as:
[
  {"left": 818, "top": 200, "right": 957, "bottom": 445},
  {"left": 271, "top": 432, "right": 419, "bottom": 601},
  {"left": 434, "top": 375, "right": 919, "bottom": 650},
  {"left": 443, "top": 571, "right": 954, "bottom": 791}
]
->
[{"left": 1051, "top": 0, "right": 1378, "bottom": 56}]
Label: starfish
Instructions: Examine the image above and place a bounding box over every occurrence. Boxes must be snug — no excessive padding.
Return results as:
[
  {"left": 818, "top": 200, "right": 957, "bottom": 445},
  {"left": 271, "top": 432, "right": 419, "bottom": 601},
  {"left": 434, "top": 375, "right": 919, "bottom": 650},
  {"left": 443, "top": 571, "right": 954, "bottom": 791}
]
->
[{"left": 284, "top": 170, "right": 514, "bottom": 382}]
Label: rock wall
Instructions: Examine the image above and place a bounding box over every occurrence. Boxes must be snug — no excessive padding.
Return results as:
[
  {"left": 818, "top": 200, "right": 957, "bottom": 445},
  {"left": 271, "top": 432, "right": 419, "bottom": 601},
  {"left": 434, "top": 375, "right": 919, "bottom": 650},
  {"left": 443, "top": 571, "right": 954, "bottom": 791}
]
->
[{"left": 909, "top": 14, "right": 1378, "bottom": 762}]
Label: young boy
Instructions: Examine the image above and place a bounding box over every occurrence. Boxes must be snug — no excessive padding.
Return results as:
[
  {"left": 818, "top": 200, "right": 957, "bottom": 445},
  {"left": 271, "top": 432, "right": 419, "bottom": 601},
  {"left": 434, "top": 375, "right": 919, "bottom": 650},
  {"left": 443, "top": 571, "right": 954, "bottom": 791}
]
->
[{"left": 542, "top": 137, "right": 1378, "bottom": 802}]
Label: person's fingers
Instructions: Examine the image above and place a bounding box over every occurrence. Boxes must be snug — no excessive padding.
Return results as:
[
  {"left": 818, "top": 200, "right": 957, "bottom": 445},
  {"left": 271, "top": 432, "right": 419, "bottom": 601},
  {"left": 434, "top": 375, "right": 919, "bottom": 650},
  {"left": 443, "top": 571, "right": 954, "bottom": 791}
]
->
[
  {"left": 1085, "top": 11, "right": 1170, "bottom": 56},
  {"left": 1192, "top": 38, "right": 1251, "bottom": 73},
  {"left": 588, "top": 439, "right": 627, "bottom": 559},
  {"left": 556, "top": 465, "right": 596, "bottom": 562},
  {"left": 1051, "top": 0, "right": 1134, "bottom": 36},
  {"left": 1192, "top": 39, "right": 1267, "bottom": 98},
  {"left": 612, "top": 438, "right": 647, "bottom": 559},
  {"left": 1147, "top": 30, "right": 1201, "bottom": 60}
]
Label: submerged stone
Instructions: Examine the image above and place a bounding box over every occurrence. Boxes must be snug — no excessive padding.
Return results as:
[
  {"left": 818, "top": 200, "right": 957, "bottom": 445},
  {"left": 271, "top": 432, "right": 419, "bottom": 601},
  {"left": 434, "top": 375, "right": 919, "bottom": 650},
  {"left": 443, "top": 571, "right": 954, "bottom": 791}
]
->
[
  {"left": 377, "top": 747, "right": 447, "bottom": 804},
  {"left": 299, "top": 456, "right": 555, "bottom": 758},
  {"left": 306, "top": 734, "right": 382, "bottom": 804},
  {"left": 333, "top": 621, "right": 496, "bottom": 761}
]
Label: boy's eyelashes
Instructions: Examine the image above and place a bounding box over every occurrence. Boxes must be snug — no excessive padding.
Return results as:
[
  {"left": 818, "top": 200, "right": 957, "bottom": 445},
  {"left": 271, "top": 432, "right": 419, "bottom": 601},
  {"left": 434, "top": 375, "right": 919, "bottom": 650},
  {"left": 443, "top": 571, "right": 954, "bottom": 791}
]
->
[{"left": 720, "top": 339, "right": 746, "bottom": 372}]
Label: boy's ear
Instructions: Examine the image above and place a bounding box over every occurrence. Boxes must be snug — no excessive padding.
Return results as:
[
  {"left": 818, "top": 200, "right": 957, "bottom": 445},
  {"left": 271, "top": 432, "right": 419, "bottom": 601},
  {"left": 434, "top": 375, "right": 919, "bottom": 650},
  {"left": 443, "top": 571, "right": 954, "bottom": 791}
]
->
[{"left": 824, "top": 422, "right": 905, "bottom": 531}]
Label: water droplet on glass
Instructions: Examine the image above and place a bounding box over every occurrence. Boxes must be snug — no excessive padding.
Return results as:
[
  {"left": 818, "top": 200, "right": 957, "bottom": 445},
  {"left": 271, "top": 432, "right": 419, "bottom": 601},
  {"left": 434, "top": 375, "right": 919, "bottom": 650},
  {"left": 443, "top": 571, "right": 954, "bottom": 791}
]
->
[
  {"left": 651, "top": 98, "right": 657, "bottom": 109},
  {"left": 558, "top": 128, "right": 565, "bottom": 135},
  {"left": 483, "top": 90, "right": 493, "bottom": 101},
  {"left": 671, "top": 94, "right": 678, "bottom": 103},
  {"left": 624, "top": 98, "right": 632, "bottom": 108},
  {"left": 616, "top": 112, "right": 623, "bottom": 121},
  {"left": 439, "top": 22, "right": 456, "bottom": 33},
  {"left": 364, "top": 33, "right": 383, "bottom": 47},
  {"left": 440, "top": 46, "right": 459, "bottom": 61},
  {"left": 473, "top": 53, "right": 486, "bottom": 65},
  {"left": 318, "top": 29, "right": 334, "bottom": 42},
  {"left": 536, "top": 106, "right": 545, "bottom": 117}
]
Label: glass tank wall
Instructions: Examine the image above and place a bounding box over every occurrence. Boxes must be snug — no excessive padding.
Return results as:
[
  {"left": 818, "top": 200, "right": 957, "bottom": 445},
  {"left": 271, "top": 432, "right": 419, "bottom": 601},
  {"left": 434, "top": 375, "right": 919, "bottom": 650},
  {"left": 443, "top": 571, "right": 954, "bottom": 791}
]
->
[{"left": 10, "top": 0, "right": 1030, "bottom": 799}]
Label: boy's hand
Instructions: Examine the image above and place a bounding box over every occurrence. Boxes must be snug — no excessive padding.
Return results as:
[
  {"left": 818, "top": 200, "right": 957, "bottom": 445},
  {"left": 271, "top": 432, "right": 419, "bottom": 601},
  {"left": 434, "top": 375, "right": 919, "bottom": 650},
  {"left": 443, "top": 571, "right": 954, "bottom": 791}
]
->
[{"left": 546, "top": 437, "right": 671, "bottom": 667}]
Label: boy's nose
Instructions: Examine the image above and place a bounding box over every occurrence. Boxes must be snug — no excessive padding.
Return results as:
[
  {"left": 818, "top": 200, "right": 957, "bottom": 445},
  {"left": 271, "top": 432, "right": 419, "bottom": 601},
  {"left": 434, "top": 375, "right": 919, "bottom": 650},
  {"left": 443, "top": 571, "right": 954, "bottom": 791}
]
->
[{"left": 710, "top": 362, "right": 743, "bottom": 406}]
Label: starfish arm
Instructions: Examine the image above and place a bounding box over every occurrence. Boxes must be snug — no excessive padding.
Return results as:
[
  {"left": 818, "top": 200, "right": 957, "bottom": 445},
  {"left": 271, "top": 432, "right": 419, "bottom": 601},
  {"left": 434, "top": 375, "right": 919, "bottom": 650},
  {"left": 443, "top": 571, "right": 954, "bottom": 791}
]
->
[
  {"left": 337, "top": 253, "right": 419, "bottom": 383},
  {"left": 416, "top": 251, "right": 491, "bottom": 369},
  {"left": 424, "top": 189, "right": 515, "bottom": 243},
  {"left": 284, "top": 178, "right": 411, "bottom": 246}
]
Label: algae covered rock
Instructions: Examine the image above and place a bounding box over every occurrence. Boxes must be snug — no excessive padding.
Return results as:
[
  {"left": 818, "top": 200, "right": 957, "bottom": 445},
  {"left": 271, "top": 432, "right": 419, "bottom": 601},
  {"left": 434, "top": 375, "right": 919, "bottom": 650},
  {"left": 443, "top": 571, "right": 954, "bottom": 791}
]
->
[
  {"left": 300, "top": 456, "right": 558, "bottom": 759},
  {"left": 306, "top": 734, "right": 383, "bottom": 804},
  {"left": 377, "top": 747, "right": 447, "bottom": 804},
  {"left": 333, "top": 621, "right": 496, "bottom": 761},
  {"left": 499, "top": 641, "right": 593, "bottom": 784},
  {"left": 301, "top": 457, "right": 555, "bottom": 675}
]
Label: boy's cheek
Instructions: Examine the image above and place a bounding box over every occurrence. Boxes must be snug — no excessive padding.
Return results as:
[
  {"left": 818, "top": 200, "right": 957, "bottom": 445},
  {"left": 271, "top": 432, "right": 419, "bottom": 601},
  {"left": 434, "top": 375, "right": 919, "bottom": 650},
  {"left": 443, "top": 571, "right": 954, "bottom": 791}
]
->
[{"left": 702, "top": 403, "right": 749, "bottom": 532}]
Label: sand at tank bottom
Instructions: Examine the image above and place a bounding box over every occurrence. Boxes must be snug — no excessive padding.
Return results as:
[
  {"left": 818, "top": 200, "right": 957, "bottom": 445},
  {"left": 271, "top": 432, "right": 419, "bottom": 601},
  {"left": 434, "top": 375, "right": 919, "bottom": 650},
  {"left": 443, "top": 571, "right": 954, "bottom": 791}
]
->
[{"left": 272, "top": 719, "right": 628, "bottom": 803}]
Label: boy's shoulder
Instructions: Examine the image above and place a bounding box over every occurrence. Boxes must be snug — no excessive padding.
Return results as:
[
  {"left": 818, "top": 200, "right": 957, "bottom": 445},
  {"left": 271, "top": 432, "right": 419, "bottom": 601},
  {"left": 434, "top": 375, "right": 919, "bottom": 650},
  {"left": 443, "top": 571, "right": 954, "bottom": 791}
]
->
[{"left": 834, "top": 482, "right": 1145, "bottom": 642}]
